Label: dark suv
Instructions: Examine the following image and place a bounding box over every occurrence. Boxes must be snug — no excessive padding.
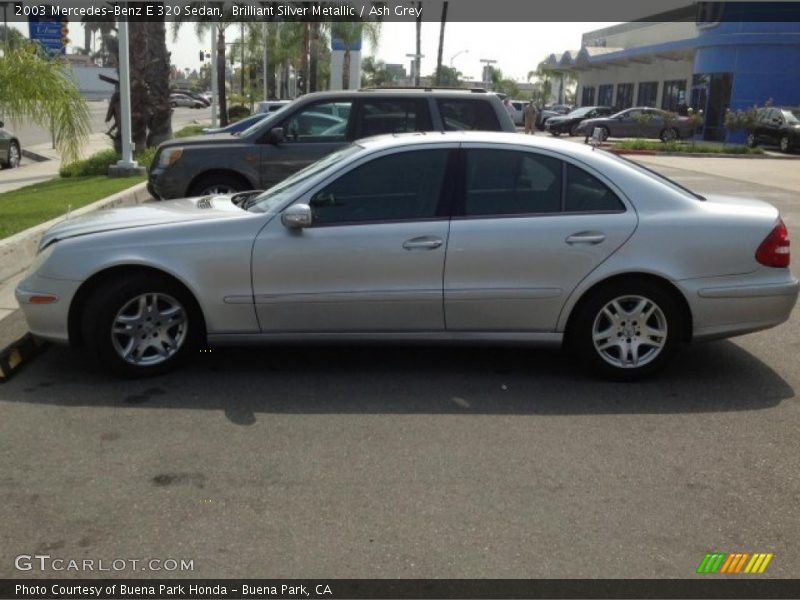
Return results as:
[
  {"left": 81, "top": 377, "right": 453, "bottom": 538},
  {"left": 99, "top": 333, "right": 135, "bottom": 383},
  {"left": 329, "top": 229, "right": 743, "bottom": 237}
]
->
[{"left": 148, "top": 88, "right": 515, "bottom": 199}]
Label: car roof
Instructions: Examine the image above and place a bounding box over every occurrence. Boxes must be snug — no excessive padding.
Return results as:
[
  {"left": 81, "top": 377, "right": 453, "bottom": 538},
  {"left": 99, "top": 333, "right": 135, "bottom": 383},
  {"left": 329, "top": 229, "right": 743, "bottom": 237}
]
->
[
  {"left": 296, "top": 88, "right": 500, "bottom": 101},
  {"left": 355, "top": 131, "right": 603, "bottom": 159}
]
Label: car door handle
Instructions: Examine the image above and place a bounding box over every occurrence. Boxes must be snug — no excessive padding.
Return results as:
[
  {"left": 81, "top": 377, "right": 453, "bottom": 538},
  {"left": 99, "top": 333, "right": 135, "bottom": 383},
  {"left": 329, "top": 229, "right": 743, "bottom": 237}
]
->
[
  {"left": 403, "top": 236, "right": 443, "bottom": 250},
  {"left": 566, "top": 232, "right": 606, "bottom": 245}
]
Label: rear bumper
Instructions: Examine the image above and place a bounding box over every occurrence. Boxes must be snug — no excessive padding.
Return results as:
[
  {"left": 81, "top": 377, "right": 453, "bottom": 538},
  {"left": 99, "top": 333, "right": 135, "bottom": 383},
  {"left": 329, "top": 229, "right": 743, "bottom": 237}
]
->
[{"left": 681, "top": 272, "right": 799, "bottom": 341}]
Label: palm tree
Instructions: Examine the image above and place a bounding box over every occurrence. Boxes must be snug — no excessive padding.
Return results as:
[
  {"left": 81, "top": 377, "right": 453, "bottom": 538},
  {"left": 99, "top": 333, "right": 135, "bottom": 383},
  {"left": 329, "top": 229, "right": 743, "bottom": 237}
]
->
[
  {"left": 172, "top": 6, "right": 237, "bottom": 125},
  {"left": 434, "top": 1, "right": 448, "bottom": 86},
  {"left": 330, "top": 21, "right": 381, "bottom": 89},
  {"left": 0, "top": 42, "right": 90, "bottom": 161}
]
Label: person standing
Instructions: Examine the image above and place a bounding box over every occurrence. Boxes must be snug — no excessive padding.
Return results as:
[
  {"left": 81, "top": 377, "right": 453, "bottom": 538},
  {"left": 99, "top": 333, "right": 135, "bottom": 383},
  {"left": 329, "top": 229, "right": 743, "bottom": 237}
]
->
[{"left": 524, "top": 101, "right": 538, "bottom": 134}]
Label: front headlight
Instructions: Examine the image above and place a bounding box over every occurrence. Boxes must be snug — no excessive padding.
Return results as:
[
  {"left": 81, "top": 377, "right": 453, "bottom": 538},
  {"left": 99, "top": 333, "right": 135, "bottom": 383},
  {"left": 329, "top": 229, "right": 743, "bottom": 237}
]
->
[{"left": 157, "top": 147, "right": 184, "bottom": 168}]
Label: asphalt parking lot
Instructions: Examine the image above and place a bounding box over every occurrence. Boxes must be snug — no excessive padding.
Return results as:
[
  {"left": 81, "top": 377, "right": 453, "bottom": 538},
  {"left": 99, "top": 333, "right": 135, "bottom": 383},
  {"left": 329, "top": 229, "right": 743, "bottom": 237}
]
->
[{"left": 1, "top": 158, "right": 798, "bottom": 579}]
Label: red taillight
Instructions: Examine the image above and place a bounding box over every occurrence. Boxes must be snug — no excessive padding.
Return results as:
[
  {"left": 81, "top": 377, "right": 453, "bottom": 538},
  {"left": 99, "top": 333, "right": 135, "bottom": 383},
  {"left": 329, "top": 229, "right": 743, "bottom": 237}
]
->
[{"left": 756, "top": 219, "right": 790, "bottom": 268}]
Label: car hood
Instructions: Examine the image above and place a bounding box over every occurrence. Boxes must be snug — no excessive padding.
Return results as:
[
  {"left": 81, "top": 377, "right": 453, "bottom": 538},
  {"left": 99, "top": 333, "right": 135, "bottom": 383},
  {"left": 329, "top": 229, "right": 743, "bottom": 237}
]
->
[{"left": 40, "top": 195, "right": 247, "bottom": 249}]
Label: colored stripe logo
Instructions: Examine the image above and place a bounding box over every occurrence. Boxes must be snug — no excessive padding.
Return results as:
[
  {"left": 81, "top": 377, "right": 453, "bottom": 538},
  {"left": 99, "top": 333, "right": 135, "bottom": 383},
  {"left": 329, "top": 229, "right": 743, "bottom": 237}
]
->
[{"left": 697, "top": 552, "right": 774, "bottom": 574}]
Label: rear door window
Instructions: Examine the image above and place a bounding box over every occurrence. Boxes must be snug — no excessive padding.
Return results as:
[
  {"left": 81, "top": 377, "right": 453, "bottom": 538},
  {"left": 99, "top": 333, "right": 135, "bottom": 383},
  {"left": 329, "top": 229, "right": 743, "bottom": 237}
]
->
[
  {"left": 437, "top": 99, "right": 501, "bottom": 131},
  {"left": 565, "top": 165, "right": 625, "bottom": 212},
  {"left": 354, "top": 99, "right": 432, "bottom": 138}
]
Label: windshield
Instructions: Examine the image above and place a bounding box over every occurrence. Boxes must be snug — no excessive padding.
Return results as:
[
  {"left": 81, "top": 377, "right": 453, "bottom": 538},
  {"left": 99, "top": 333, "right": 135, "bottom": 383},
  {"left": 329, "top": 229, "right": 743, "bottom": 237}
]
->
[
  {"left": 247, "top": 144, "right": 364, "bottom": 213},
  {"left": 568, "top": 106, "right": 594, "bottom": 118},
  {"left": 782, "top": 109, "right": 800, "bottom": 124}
]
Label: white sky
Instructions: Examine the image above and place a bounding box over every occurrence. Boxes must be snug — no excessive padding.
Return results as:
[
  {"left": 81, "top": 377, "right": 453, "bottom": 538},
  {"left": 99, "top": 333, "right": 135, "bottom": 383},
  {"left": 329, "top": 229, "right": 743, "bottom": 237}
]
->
[{"left": 9, "top": 21, "right": 617, "bottom": 83}]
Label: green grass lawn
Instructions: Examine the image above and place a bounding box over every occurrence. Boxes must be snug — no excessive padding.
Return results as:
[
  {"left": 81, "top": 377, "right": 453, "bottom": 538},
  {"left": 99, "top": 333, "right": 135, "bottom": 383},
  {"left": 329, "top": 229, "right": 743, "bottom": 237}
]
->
[{"left": 0, "top": 176, "right": 145, "bottom": 240}]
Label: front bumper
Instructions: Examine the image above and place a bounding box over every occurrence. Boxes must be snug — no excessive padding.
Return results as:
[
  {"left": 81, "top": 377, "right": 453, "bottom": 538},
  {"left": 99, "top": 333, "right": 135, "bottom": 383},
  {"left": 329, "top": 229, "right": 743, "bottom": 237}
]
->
[
  {"left": 148, "top": 167, "right": 187, "bottom": 200},
  {"left": 15, "top": 273, "right": 83, "bottom": 344}
]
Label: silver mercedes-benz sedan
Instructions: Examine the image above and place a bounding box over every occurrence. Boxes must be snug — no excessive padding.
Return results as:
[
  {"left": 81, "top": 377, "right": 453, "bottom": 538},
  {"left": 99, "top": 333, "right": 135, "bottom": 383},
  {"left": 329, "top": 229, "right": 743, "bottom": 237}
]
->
[{"left": 16, "top": 132, "right": 798, "bottom": 379}]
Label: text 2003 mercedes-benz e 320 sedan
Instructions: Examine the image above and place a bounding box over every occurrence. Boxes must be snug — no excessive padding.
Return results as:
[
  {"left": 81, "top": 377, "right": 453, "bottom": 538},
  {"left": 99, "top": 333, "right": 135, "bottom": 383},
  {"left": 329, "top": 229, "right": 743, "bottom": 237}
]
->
[{"left": 16, "top": 132, "right": 798, "bottom": 379}]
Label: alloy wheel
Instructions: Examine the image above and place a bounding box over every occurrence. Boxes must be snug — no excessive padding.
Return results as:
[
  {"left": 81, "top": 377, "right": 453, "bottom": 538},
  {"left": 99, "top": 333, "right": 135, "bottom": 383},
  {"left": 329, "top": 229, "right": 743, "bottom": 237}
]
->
[
  {"left": 201, "top": 184, "right": 238, "bottom": 195},
  {"left": 591, "top": 295, "right": 668, "bottom": 369},
  {"left": 111, "top": 292, "right": 188, "bottom": 366},
  {"left": 780, "top": 136, "right": 790, "bottom": 153}
]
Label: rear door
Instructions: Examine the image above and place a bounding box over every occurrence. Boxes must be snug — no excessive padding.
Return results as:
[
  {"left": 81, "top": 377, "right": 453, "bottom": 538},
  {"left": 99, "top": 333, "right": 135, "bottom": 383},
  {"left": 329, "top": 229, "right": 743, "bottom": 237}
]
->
[
  {"left": 351, "top": 97, "right": 433, "bottom": 138},
  {"left": 443, "top": 145, "right": 638, "bottom": 332},
  {"left": 257, "top": 99, "right": 355, "bottom": 189}
]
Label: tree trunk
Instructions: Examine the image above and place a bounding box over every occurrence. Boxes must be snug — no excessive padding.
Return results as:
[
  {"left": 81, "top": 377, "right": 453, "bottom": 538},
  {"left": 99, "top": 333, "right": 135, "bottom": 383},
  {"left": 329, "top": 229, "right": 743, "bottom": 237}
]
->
[
  {"left": 217, "top": 28, "right": 228, "bottom": 126},
  {"left": 343, "top": 49, "right": 351, "bottom": 90},
  {"left": 299, "top": 22, "right": 309, "bottom": 95},
  {"left": 145, "top": 16, "right": 172, "bottom": 147},
  {"left": 309, "top": 21, "right": 319, "bottom": 92},
  {"left": 128, "top": 19, "right": 148, "bottom": 153},
  {"left": 415, "top": 3, "right": 422, "bottom": 86},
  {"left": 435, "top": 2, "right": 447, "bottom": 86}
]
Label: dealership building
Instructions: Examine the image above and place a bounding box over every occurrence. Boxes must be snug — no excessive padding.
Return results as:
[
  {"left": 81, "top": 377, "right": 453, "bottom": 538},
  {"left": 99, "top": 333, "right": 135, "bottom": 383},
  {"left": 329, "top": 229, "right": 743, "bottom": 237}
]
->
[{"left": 544, "top": 4, "right": 800, "bottom": 141}]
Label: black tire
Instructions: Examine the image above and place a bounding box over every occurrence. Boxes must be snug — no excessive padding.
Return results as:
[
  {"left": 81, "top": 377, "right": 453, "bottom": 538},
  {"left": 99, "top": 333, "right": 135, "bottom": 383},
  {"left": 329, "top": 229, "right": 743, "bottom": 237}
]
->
[
  {"left": 780, "top": 135, "right": 792, "bottom": 153},
  {"left": 81, "top": 273, "right": 204, "bottom": 377},
  {"left": 660, "top": 127, "right": 679, "bottom": 143},
  {"left": 188, "top": 172, "right": 248, "bottom": 196},
  {"left": 746, "top": 132, "right": 757, "bottom": 148},
  {"left": 567, "top": 279, "right": 684, "bottom": 381},
  {"left": 550, "top": 131, "right": 561, "bottom": 137},
  {"left": 1, "top": 141, "right": 20, "bottom": 169}
]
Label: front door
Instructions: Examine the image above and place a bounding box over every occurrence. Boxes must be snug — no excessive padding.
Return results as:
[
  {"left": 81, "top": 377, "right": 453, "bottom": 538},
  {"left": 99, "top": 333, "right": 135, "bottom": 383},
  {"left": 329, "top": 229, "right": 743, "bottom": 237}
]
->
[
  {"left": 251, "top": 147, "right": 455, "bottom": 333},
  {"left": 444, "top": 147, "right": 638, "bottom": 332},
  {"left": 257, "top": 99, "right": 354, "bottom": 189}
]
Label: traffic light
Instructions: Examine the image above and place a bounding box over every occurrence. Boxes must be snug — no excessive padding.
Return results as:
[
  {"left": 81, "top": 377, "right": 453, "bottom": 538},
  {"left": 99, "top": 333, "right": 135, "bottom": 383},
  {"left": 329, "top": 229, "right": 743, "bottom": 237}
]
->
[{"left": 60, "top": 17, "right": 69, "bottom": 48}]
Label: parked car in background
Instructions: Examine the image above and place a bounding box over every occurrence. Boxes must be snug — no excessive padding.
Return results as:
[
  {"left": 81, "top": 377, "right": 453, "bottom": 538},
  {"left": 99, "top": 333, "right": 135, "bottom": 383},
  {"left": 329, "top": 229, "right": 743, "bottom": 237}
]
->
[
  {"left": 545, "top": 106, "right": 615, "bottom": 136},
  {"left": 576, "top": 107, "right": 694, "bottom": 142},
  {"left": 169, "top": 93, "right": 206, "bottom": 109},
  {"left": 510, "top": 101, "right": 526, "bottom": 126},
  {"left": 173, "top": 89, "right": 211, "bottom": 107},
  {"left": 536, "top": 104, "right": 573, "bottom": 130},
  {"left": 202, "top": 113, "right": 271, "bottom": 135},
  {"left": 149, "top": 88, "right": 515, "bottom": 199},
  {"left": 255, "top": 100, "right": 291, "bottom": 114},
  {"left": 19, "top": 132, "right": 797, "bottom": 380},
  {"left": 746, "top": 107, "right": 800, "bottom": 153},
  {"left": 0, "top": 121, "right": 21, "bottom": 169}
]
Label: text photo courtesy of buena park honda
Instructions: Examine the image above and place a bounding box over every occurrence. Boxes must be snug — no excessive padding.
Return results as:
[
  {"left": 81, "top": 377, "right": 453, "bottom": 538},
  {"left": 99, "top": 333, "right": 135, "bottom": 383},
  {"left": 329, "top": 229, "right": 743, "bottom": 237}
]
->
[{"left": 0, "top": 0, "right": 799, "bottom": 598}]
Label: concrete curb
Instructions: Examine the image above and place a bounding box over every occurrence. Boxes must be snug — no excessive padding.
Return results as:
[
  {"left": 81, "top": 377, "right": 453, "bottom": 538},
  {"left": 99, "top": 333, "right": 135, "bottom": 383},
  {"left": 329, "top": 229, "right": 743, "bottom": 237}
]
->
[
  {"left": 21, "top": 149, "right": 51, "bottom": 163},
  {"left": 0, "top": 181, "right": 152, "bottom": 284},
  {"left": 0, "top": 310, "right": 45, "bottom": 383}
]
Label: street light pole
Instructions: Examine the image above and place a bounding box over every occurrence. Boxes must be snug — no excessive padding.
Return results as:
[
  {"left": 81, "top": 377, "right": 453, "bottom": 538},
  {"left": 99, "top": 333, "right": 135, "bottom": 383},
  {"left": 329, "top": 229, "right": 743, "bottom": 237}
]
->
[
  {"left": 109, "top": 16, "right": 143, "bottom": 176},
  {"left": 449, "top": 49, "right": 468, "bottom": 68}
]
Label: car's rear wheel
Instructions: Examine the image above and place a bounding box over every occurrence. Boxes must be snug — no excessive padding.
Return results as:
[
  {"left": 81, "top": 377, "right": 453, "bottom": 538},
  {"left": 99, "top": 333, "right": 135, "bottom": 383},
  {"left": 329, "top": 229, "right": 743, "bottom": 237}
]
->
[
  {"left": 568, "top": 280, "right": 683, "bottom": 380},
  {"left": 189, "top": 173, "right": 248, "bottom": 196},
  {"left": 550, "top": 130, "right": 561, "bottom": 137},
  {"left": 1, "top": 141, "right": 20, "bottom": 169},
  {"left": 660, "top": 127, "right": 679, "bottom": 142},
  {"left": 780, "top": 135, "right": 791, "bottom": 153},
  {"left": 746, "top": 132, "right": 757, "bottom": 148},
  {"left": 82, "top": 273, "right": 203, "bottom": 377}
]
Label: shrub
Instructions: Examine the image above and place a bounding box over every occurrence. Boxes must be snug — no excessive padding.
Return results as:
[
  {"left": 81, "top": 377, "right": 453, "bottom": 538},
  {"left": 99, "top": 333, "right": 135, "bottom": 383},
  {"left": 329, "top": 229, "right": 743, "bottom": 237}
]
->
[
  {"left": 227, "top": 104, "right": 251, "bottom": 121},
  {"left": 60, "top": 147, "right": 158, "bottom": 177},
  {"left": 174, "top": 124, "right": 205, "bottom": 138}
]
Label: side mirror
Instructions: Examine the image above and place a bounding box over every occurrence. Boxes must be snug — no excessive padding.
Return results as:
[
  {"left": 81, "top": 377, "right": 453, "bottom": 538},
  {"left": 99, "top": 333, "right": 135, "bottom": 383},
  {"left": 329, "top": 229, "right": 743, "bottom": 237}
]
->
[
  {"left": 267, "top": 127, "right": 285, "bottom": 144},
  {"left": 281, "top": 203, "right": 312, "bottom": 229}
]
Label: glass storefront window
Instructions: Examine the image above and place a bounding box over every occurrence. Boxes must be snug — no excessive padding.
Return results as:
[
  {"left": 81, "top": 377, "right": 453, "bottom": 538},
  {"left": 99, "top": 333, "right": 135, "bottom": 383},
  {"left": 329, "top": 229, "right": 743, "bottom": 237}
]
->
[
  {"left": 598, "top": 84, "right": 614, "bottom": 106},
  {"left": 637, "top": 81, "right": 658, "bottom": 107},
  {"left": 662, "top": 80, "right": 687, "bottom": 112},
  {"left": 616, "top": 83, "right": 634, "bottom": 109},
  {"left": 581, "top": 86, "right": 596, "bottom": 106}
]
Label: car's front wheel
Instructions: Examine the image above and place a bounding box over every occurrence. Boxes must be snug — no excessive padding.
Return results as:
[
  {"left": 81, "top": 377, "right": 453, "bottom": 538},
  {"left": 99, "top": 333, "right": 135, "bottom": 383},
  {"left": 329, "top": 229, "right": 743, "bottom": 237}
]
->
[
  {"left": 82, "top": 273, "right": 203, "bottom": 377},
  {"left": 1, "top": 141, "right": 20, "bottom": 169},
  {"left": 568, "top": 280, "right": 684, "bottom": 380},
  {"left": 780, "top": 135, "right": 792, "bottom": 153}
]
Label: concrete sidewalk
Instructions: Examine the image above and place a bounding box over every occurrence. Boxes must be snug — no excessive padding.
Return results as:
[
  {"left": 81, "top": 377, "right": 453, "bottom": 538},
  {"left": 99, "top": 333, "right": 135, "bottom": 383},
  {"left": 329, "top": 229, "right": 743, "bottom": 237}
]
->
[{"left": 0, "top": 132, "right": 113, "bottom": 195}]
